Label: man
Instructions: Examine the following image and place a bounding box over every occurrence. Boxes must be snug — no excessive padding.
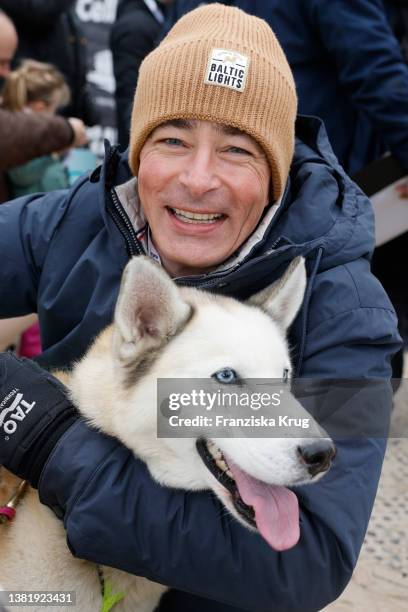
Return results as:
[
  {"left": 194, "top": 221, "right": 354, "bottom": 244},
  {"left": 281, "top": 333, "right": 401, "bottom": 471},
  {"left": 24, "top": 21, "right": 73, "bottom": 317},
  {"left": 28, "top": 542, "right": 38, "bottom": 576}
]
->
[
  {"left": 0, "top": 10, "right": 88, "bottom": 202},
  {"left": 0, "top": 5, "right": 400, "bottom": 611}
]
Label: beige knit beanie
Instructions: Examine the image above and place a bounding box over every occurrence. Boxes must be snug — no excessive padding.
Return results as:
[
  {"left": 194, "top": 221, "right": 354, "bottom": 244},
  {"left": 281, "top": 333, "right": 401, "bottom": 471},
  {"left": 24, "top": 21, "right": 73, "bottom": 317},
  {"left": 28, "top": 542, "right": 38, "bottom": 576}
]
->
[{"left": 129, "top": 3, "right": 297, "bottom": 201}]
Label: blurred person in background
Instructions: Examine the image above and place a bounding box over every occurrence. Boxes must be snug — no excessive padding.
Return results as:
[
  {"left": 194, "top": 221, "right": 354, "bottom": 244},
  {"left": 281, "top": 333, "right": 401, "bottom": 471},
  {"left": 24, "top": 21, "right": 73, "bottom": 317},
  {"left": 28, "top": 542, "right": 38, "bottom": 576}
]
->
[
  {"left": 0, "top": 0, "right": 98, "bottom": 125},
  {"left": 169, "top": 0, "right": 408, "bottom": 378},
  {"left": 0, "top": 11, "right": 88, "bottom": 358},
  {"left": 1, "top": 59, "right": 82, "bottom": 360},
  {"left": 111, "top": 0, "right": 174, "bottom": 150},
  {"left": 2, "top": 60, "right": 71, "bottom": 197},
  {"left": 0, "top": 10, "right": 88, "bottom": 204}
]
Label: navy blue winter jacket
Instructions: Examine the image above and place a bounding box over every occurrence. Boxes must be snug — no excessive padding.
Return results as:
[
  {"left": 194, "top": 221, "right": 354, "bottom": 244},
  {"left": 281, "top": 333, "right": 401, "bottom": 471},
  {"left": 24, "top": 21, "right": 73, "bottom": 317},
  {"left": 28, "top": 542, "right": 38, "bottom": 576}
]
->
[
  {"left": 0, "top": 117, "right": 400, "bottom": 611},
  {"left": 169, "top": 0, "right": 408, "bottom": 175}
]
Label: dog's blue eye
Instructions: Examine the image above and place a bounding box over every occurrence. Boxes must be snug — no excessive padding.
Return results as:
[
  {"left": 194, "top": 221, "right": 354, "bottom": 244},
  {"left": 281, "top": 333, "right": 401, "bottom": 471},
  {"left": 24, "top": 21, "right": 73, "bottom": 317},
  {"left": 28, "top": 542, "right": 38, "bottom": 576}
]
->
[
  {"left": 283, "top": 368, "right": 289, "bottom": 383},
  {"left": 213, "top": 368, "right": 237, "bottom": 384}
]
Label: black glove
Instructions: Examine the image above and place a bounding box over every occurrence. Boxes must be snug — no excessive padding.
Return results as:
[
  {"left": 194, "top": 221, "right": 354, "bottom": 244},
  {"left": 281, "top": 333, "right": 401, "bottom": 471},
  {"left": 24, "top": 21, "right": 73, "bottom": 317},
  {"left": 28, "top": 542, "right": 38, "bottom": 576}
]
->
[{"left": 0, "top": 352, "right": 78, "bottom": 487}]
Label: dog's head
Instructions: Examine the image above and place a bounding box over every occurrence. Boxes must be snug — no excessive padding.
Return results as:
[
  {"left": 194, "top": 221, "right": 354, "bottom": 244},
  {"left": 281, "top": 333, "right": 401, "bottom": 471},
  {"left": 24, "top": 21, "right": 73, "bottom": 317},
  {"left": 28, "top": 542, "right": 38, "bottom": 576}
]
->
[{"left": 71, "top": 256, "right": 335, "bottom": 552}]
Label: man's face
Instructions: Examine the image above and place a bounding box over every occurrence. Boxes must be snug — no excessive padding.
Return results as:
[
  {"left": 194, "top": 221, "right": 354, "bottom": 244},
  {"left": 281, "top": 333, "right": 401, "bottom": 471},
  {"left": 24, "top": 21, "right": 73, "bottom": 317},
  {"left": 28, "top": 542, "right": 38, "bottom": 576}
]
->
[
  {"left": 138, "top": 119, "right": 271, "bottom": 277},
  {"left": 0, "top": 16, "right": 17, "bottom": 79}
]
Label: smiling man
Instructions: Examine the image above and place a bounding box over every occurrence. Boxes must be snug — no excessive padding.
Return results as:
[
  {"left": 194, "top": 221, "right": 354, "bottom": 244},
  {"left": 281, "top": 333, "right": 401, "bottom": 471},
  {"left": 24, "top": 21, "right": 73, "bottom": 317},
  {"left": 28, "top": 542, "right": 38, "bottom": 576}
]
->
[
  {"left": 0, "top": 4, "right": 401, "bottom": 612},
  {"left": 137, "top": 119, "right": 271, "bottom": 276}
]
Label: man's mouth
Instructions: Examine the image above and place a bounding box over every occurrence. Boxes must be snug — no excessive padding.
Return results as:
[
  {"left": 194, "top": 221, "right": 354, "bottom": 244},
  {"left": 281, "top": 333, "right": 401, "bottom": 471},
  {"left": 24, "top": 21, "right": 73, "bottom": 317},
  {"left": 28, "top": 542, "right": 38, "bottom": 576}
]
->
[
  {"left": 196, "top": 438, "right": 301, "bottom": 551},
  {"left": 168, "top": 207, "right": 225, "bottom": 224}
]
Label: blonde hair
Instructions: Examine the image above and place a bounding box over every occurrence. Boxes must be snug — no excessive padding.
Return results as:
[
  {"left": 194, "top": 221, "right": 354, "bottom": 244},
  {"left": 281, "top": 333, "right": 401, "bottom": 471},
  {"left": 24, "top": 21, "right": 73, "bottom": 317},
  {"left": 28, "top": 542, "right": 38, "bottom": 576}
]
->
[{"left": 1, "top": 59, "right": 70, "bottom": 112}]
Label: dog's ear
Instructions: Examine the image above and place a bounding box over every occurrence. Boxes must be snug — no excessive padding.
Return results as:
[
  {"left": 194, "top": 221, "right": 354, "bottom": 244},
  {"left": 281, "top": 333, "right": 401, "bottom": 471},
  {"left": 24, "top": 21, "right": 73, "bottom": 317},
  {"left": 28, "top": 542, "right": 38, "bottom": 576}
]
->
[
  {"left": 248, "top": 257, "right": 307, "bottom": 330},
  {"left": 113, "top": 256, "right": 192, "bottom": 364}
]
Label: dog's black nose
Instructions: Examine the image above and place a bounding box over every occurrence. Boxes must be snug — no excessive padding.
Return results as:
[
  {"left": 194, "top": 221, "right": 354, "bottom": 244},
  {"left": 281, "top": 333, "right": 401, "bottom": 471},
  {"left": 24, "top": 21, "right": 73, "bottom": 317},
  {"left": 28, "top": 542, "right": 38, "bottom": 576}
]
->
[{"left": 297, "top": 441, "right": 336, "bottom": 477}]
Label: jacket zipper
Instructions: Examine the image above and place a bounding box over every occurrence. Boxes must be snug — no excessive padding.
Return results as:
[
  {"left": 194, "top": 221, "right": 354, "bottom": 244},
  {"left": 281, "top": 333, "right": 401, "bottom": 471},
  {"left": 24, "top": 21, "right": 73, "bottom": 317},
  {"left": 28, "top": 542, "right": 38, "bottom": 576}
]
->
[
  {"left": 103, "top": 143, "right": 145, "bottom": 258},
  {"left": 108, "top": 187, "right": 145, "bottom": 258}
]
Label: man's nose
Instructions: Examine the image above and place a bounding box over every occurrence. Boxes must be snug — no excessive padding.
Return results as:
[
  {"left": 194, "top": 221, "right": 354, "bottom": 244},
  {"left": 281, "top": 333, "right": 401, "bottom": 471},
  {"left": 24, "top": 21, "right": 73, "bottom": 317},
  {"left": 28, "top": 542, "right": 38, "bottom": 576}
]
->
[{"left": 178, "top": 150, "right": 221, "bottom": 197}]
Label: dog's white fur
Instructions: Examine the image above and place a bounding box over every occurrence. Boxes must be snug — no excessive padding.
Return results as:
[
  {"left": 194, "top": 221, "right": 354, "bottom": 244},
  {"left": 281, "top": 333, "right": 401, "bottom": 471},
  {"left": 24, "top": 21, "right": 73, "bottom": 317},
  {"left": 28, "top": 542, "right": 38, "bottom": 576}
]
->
[{"left": 0, "top": 257, "right": 331, "bottom": 611}]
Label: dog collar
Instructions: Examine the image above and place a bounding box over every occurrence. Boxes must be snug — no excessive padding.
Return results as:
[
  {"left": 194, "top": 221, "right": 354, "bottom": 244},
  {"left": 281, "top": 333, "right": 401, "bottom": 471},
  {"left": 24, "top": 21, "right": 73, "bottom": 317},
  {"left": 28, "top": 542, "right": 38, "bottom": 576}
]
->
[{"left": 0, "top": 480, "right": 28, "bottom": 524}]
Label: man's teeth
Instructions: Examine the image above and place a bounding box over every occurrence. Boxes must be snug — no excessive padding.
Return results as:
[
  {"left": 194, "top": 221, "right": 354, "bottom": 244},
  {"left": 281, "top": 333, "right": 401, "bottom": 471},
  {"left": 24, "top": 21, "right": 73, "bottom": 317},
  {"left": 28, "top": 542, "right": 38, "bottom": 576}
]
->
[{"left": 172, "top": 207, "right": 223, "bottom": 223}]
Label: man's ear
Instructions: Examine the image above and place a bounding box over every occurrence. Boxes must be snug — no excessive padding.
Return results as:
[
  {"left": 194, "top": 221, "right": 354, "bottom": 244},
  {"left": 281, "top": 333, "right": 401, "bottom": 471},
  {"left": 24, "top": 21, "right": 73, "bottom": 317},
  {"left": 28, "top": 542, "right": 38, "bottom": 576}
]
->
[
  {"left": 113, "top": 256, "right": 192, "bottom": 364},
  {"left": 248, "top": 257, "right": 307, "bottom": 330}
]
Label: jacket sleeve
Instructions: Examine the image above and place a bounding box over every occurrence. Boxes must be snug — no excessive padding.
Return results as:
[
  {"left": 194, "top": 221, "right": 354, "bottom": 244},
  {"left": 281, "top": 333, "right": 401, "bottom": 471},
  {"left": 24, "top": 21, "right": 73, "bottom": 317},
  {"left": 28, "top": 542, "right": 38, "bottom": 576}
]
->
[
  {"left": 0, "top": 190, "right": 71, "bottom": 317},
  {"left": 0, "top": 0, "right": 74, "bottom": 26},
  {"left": 308, "top": 0, "right": 408, "bottom": 169},
  {"left": 0, "top": 110, "right": 73, "bottom": 172},
  {"left": 37, "top": 262, "right": 400, "bottom": 611}
]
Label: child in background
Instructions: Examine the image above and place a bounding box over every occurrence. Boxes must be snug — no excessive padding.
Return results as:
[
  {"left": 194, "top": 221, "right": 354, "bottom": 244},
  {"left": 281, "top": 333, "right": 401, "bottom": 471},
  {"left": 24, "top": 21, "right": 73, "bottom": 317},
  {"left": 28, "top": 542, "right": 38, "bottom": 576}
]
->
[
  {"left": 1, "top": 59, "right": 71, "bottom": 197},
  {"left": 0, "top": 60, "right": 72, "bottom": 357}
]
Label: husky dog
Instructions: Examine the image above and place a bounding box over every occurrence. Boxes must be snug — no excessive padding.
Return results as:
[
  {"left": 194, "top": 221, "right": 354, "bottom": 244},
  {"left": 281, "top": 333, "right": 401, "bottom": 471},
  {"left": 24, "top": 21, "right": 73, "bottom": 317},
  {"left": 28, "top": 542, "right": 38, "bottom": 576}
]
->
[{"left": 0, "top": 256, "right": 335, "bottom": 612}]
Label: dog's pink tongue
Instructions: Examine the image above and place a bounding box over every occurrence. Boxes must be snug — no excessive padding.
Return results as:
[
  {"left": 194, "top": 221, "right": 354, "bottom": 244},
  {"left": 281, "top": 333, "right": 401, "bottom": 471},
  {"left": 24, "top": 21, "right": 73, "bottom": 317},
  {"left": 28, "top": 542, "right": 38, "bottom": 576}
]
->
[{"left": 225, "top": 457, "right": 300, "bottom": 551}]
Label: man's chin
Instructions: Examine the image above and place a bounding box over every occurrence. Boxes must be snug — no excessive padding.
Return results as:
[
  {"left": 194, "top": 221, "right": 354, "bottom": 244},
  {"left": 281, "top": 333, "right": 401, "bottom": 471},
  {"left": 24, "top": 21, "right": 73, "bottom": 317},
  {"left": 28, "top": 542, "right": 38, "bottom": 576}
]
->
[{"left": 158, "top": 248, "right": 227, "bottom": 278}]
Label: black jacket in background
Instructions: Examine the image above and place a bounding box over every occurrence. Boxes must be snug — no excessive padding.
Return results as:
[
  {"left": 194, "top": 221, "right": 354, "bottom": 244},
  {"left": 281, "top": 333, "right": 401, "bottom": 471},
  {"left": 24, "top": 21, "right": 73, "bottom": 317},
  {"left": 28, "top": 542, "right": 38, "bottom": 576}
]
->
[
  {"left": 0, "top": 0, "right": 98, "bottom": 125},
  {"left": 110, "top": 0, "right": 167, "bottom": 149},
  {"left": 388, "top": 0, "right": 408, "bottom": 60}
]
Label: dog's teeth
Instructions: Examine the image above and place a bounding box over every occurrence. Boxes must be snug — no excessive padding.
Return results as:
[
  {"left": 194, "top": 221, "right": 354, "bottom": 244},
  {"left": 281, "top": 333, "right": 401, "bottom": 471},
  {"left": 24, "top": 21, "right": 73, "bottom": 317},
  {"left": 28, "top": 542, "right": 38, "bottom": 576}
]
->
[
  {"left": 206, "top": 441, "right": 223, "bottom": 461},
  {"left": 206, "top": 442, "right": 232, "bottom": 475},
  {"left": 215, "top": 458, "right": 228, "bottom": 471}
]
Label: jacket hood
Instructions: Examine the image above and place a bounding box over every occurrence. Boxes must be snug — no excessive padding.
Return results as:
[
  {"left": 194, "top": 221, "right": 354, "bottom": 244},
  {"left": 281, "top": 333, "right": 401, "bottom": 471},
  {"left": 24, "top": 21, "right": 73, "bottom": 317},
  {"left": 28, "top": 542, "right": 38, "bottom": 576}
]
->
[{"left": 274, "top": 116, "right": 375, "bottom": 270}]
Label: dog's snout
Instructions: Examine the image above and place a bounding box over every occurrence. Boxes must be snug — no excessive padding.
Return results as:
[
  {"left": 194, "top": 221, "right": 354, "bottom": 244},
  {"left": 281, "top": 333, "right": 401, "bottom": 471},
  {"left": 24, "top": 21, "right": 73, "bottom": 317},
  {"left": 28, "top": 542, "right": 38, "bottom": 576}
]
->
[{"left": 297, "top": 441, "right": 336, "bottom": 477}]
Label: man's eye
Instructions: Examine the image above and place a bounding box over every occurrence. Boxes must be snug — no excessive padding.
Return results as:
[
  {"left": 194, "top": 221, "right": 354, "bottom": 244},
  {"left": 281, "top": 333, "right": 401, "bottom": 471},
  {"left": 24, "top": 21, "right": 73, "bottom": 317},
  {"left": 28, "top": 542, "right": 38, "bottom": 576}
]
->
[
  {"left": 163, "top": 138, "right": 183, "bottom": 146},
  {"left": 227, "top": 146, "right": 251, "bottom": 155}
]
